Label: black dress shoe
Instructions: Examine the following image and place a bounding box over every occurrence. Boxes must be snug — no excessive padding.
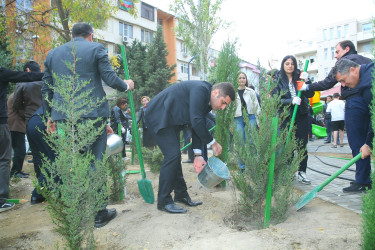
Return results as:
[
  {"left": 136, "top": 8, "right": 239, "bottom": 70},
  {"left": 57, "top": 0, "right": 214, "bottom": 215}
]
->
[
  {"left": 12, "top": 172, "right": 28, "bottom": 178},
  {"left": 95, "top": 208, "right": 117, "bottom": 228},
  {"left": 174, "top": 197, "right": 203, "bottom": 207},
  {"left": 31, "top": 196, "right": 45, "bottom": 205},
  {"left": 157, "top": 203, "right": 187, "bottom": 213},
  {"left": 20, "top": 171, "right": 30, "bottom": 176}
]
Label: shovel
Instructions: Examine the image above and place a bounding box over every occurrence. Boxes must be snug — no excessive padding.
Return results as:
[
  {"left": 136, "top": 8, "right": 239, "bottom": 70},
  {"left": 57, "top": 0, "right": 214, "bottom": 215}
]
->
[
  {"left": 120, "top": 45, "right": 154, "bottom": 204},
  {"left": 295, "top": 152, "right": 362, "bottom": 210},
  {"left": 286, "top": 60, "right": 309, "bottom": 145}
]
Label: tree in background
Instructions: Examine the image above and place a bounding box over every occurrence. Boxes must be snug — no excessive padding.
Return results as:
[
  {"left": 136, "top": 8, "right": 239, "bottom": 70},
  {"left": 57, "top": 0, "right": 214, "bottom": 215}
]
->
[
  {"left": 170, "top": 0, "right": 228, "bottom": 80},
  {"left": 114, "top": 27, "right": 175, "bottom": 110},
  {"left": 0, "top": 0, "right": 138, "bottom": 65},
  {"left": 209, "top": 40, "right": 240, "bottom": 162}
]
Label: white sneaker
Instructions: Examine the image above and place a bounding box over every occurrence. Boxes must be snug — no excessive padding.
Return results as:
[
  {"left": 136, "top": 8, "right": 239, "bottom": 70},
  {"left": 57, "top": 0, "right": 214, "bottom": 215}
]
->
[
  {"left": 123, "top": 157, "right": 130, "bottom": 161},
  {"left": 297, "top": 171, "right": 311, "bottom": 185},
  {"left": 0, "top": 202, "right": 15, "bottom": 213}
]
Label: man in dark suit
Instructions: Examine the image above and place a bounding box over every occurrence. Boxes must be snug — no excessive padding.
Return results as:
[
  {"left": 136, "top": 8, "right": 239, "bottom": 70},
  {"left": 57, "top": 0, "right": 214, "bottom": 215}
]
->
[
  {"left": 144, "top": 81, "right": 235, "bottom": 213},
  {"left": 42, "top": 23, "right": 134, "bottom": 227}
]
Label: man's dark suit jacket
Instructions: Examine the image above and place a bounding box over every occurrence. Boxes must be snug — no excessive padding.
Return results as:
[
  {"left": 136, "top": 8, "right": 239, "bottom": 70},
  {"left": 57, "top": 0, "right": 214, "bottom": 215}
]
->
[
  {"left": 13, "top": 81, "right": 42, "bottom": 124},
  {"left": 42, "top": 37, "right": 128, "bottom": 121},
  {"left": 144, "top": 80, "right": 213, "bottom": 149}
]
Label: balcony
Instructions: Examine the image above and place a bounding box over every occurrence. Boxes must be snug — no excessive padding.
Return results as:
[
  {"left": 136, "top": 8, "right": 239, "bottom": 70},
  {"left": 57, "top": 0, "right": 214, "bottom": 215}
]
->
[{"left": 356, "top": 31, "right": 374, "bottom": 43}]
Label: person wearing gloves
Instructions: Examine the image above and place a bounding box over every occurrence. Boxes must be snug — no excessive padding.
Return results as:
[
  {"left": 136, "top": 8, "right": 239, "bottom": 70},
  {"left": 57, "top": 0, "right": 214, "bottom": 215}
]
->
[
  {"left": 273, "top": 55, "right": 315, "bottom": 185},
  {"left": 234, "top": 72, "right": 261, "bottom": 171},
  {"left": 298, "top": 40, "right": 372, "bottom": 192}
]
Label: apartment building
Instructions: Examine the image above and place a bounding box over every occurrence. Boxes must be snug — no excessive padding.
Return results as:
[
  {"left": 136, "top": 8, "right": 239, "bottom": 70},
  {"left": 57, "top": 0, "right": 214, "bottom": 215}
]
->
[
  {"left": 289, "top": 18, "right": 374, "bottom": 83},
  {"left": 96, "top": 0, "right": 203, "bottom": 83}
]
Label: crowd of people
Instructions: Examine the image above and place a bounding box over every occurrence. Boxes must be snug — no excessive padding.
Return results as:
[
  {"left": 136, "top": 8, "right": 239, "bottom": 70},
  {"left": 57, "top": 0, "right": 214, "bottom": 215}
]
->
[{"left": 0, "top": 21, "right": 373, "bottom": 227}]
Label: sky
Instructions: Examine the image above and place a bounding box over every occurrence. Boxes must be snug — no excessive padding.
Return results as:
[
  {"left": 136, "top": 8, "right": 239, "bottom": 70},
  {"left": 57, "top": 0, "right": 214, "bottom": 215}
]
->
[{"left": 145, "top": 0, "right": 375, "bottom": 67}]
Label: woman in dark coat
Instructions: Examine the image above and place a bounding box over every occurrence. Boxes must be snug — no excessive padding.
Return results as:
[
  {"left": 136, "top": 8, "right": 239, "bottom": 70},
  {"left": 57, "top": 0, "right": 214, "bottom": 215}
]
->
[
  {"left": 110, "top": 97, "right": 129, "bottom": 157},
  {"left": 273, "top": 55, "right": 315, "bottom": 185},
  {"left": 137, "top": 96, "right": 156, "bottom": 148}
]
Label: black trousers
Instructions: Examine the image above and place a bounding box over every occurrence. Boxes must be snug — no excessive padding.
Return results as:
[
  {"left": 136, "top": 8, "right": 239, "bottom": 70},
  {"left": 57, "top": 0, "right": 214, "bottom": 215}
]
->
[
  {"left": 149, "top": 126, "right": 189, "bottom": 206},
  {"left": 10, "top": 131, "right": 26, "bottom": 175},
  {"left": 295, "top": 115, "right": 309, "bottom": 173}
]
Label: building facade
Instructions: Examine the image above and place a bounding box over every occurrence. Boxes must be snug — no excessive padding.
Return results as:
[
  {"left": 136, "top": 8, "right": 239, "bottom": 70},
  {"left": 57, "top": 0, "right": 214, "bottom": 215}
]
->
[{"left": 289, "top": 18, "right": 374, "bottom": 82}]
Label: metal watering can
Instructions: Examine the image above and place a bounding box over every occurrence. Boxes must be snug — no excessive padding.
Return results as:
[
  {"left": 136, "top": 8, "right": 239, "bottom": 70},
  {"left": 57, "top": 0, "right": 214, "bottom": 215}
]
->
[{"left": 106, "top": 134, "right": 124, "bottom": 157}]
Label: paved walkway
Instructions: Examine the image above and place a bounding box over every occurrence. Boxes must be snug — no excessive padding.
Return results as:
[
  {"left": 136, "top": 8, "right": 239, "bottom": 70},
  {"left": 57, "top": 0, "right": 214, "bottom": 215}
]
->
[{"left": 295, "top": 136, "right": 364, "bottom": 214}]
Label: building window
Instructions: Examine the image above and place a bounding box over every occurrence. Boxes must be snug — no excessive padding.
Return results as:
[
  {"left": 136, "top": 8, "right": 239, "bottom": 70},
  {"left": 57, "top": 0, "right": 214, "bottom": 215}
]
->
[
  {"left": 119, "top": 22, "right": 133, "bottom": 40},
  {"left": 331, "top": 47, "right": 335, "bottom": 60},
  {"left": 324, "top": 48, "right": 328, "bottom": 60},
  {"left": 329, "top": 27, "right": 334, "bottom": 40},
  {"left": 309, "top": 73, "right": 315, "bottom": 82},
  {"left": 323, "top": 29, "right": 327, "bottom": 41},
  {"left": 141, "top": 2, "right": 154, "bottom": 21},
  {"left": 337, "top": 26, "right": 341, "bottom": 38},
  {"left": 309, "top": 56, "right": 314, "bottom": 64},
  {"left": 362, "top": 43, "right": 372, "bottom": 53},
  {"left": 181, "top": 63, "right": 188, "bottom": 74},
  {"left": 141, "top": 29, "right": 153, "bottom": 43},
  {"left": 362, "top": 23, "right": 372, "bottom": 32},
  {"left": 181, "top": 42, "right": 188, "bottom": 56},
  {"left": 344, "top": 24, "right": 349, "bottom": 37},
  {"left": 16, "top": 0, "right": 33, "bottom": 12},
  {"left": 324, "top": 68, "right": 329, "bottom": 77}
]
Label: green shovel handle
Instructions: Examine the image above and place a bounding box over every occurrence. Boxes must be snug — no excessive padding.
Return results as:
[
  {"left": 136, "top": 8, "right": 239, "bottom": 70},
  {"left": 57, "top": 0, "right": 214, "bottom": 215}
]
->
[
  {"left": 180, "top": 125, "right": 216, "bottom": 151},
  {"left": 317, "top": 152, "right": 362, "bottom": 192},
  {"left": 120, "top": 45, "right": 147, "bottom": 180},
  {"left": 286, "top": 60, "right": 309, "bottom": 145}
]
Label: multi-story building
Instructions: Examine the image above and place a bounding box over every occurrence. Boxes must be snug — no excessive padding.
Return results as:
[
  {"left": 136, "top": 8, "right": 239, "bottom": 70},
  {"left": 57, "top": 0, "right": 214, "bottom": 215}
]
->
[
  {"left": 289, "top": 18, "right": 374, "bottom": 83},
  {"left": 96, "top": 1, "right": 203, "bottom": 83}
]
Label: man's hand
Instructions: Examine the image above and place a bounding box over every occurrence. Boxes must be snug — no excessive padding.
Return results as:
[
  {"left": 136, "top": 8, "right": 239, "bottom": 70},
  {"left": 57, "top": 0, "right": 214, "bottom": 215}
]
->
[
  {"left": 107, "top": 125, "right": 114, "bottom": 135},
  {"left": 292, "top": 96, "right": 301, "bottom": 105},
  {"left": 360, "top": 144, "right": 372, "bottom": 159},
  {"left": 193, "top": 156, "right": 206, "bottom": 174},
  {"left": 125, "top": 79, "right": 134, "bottom": 91},
  {"left": 298, "top": 83, "right": 308, "bottom": 91},
  {"left": 211, "top": 141, "right": 222, "bottom": 156},
  {"left": 46, "top": 119, "right": 56, "bottom": 134}
]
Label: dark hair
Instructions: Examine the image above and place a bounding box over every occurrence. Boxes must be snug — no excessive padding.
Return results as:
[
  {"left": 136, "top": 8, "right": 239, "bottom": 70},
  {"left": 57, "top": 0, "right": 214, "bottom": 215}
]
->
[
  {"left": 213, "top": 82, "right": 236, "bottom": 101},
  {"left": 333, "top": 93, "right": 340, "bottom": 98},
  {"left": 23, "top": 61, "right": 41, "bottom": 72},
  {"left": 327, "top": 95, "right": 333, "bottom": 98},
  {"left": 238, "top": 72, "right": 249, "bottom": 87},
  {"left": 248, "top": 84, "right": 255, "bottom": 90},
  {"left": 72, "top": 23, "right": 93, "bottom": 38},
  {"left": 337, "top": 40, "right": 357, "bottom": 54},
  {"left": 116, "top": 97, "right": 128, "bottom": 107},
  {"left": 279, "top": 55, "right": 299, "bottom": 83},
  {"left": 267, "top": 69, "right": 279, "bottom": 78},
  {"left": 332, "top": 59, "right": 360, "bottom": 78}
]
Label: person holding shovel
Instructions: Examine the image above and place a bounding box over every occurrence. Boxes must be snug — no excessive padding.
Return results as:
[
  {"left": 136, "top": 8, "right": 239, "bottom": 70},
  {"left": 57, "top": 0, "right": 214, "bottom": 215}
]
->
[
  {"left": 144, "top": 81, "right": 235, "bottom": 214},
  {"left": 331, "top": 59, "right": 373, "bottom": 192},
  {"left": 42, "top": 22, "right": 134, "bottom": 227},
  {"left": 273, "top": 55, "right": 315, "bottom": 185}
]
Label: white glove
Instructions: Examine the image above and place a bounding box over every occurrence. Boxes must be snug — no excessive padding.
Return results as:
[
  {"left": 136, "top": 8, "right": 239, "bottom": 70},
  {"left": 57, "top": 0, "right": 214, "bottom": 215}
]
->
[
  {"left": 121, "top": 127, "right": 126, "bottom": 134},
  {"left": 299, "top": 82, "right": 308, "bottom": 91},
  {"left": 292, "top": 96, "right": 301, "bottom": 105},
  {"left": 300, "top": 72, "right": 308, "bottom": 81}
]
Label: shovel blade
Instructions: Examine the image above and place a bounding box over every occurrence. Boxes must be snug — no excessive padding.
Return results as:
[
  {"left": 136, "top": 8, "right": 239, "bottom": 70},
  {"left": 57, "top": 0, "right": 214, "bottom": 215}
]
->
[
  {"left": 295, "top": 188, "right": 318, "bottom": 211},
  {"left": 138, "top": 179, "right": 154, "bottom": 204}
]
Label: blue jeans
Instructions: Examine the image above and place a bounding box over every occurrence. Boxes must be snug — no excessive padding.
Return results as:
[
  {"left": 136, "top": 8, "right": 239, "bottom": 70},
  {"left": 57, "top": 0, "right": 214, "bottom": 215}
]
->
[{"left": 234, "top": 114, "right": 257, "bottom": 169}]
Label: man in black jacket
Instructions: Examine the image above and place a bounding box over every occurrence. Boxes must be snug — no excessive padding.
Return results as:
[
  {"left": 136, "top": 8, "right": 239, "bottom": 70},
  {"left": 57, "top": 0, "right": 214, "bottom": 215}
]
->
[
  {"left": 0, "top": 66, "right": 43, "bottom": 213},
  {"left": 144, "top": 81, "right": 235, "bottom": 213},
  {"left": 299, "top": 40, "right": 372, "bottom": 192}
]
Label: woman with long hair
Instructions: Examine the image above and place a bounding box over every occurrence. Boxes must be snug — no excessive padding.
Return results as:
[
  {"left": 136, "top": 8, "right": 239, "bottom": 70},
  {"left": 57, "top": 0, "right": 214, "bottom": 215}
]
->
[{"left": 274, "top": 55, "right": 314, "bottom": 184}]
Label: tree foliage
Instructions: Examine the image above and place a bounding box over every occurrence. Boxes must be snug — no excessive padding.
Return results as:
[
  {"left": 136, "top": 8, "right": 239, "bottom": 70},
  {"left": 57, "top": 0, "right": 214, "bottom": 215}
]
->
[
  {"left": 1, "top": 0, "right": 138, "bottom": 64},
  {"left": 210, "top": 40, "right": 240, "bottom": 162},
  {"left": 170, "top": 0, "right": 228, "bottom": 80}
]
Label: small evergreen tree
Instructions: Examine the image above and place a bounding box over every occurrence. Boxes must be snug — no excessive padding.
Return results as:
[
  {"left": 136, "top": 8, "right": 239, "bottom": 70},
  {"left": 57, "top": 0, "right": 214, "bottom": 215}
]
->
[
  {"left": 229, "top": 73, "right": 303, "bottom": 227},
  {"left": 210, "top": 40, "right": 240, "bottom": 162},
  {"left": 36, "top": 55, "right": 110, "bottom": 249},
  {"left": 144, "top": 26, "right": 175, "bottom": 97}
]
